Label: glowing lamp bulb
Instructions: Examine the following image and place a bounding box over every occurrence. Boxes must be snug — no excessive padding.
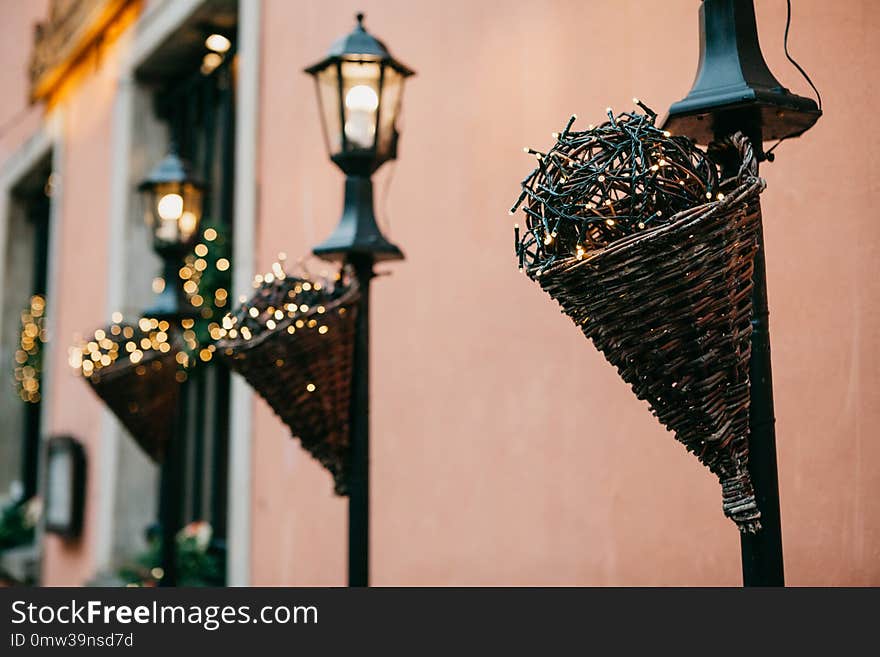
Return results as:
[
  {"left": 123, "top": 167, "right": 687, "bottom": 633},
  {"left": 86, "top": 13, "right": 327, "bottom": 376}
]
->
[
  {"left": 157, "top": 193, "right": 183, "bottom": 220},
  {"left": 344, "top": 85, "right": 379, "bottom": 148},
  {"left": 205, "top": 33, "right": 231, "bottom": 53},
  {"left": 345, "top": 85, "right": 379, "bottom": 111}
]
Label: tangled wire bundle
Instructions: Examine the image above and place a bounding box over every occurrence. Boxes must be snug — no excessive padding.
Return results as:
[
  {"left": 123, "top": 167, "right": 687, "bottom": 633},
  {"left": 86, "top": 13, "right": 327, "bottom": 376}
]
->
[
  {"left": 511, "top": 103, "right": 722, "bottom": 275},
  {"left": 511, "top": 104, "right": 767, "bottom": 532},
  {"left": 216, "top": 261, "right": 359, "bottom": 494}
]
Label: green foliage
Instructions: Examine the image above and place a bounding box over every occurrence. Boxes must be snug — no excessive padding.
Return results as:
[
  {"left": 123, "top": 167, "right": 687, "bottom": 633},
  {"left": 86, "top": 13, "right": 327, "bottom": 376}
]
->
[
  {"left": 0, "top": 498, "right": 36, "bottom": 551},
  {"left": 118, "top": 521, "right": 224, "bottom": 587},
  {"left": 181, "top": 221, "right": 232, "bottom": 346}
]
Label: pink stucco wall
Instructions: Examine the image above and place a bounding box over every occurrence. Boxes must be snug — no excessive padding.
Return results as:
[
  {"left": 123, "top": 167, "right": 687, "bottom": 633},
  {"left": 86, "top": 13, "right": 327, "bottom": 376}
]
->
[
  {"left": 252, "top": 0, "right": 880, "bottom": 585},
  {"left": 0, "top": 0, "right": 876, "bottom": 586},
  {"left": 0, "top": 0, "right": 48, "bottom": 164},
  {"left": 41, "top": 28, "right": 129, "bottom": 586}
]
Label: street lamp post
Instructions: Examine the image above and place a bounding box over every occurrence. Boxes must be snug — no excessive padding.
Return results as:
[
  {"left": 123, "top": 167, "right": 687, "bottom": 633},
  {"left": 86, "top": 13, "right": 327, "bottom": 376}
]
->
[
  {"left": 305, "top": 13, "right": 414, "bottom": 587},
  {"left": 138, "top": 147, "right": 205, "bottom": 587},
  {"left": 663, "top": 0, "right": 821, "bottom": 586}
]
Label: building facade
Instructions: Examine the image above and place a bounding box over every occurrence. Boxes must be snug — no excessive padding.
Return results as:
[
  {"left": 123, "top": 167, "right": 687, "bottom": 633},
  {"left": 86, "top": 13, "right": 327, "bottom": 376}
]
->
[{"left": 0, "top": 0, "right": 877, "bottom": 586}]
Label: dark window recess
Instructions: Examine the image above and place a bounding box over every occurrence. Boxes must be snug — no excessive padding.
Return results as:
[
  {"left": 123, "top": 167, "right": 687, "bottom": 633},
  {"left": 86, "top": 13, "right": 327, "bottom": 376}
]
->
[
  {"left": 149, "top": 40, "right": 236, "bottom": 568},
  {"left": 11, "top": 160, "right": 52, "bottom": 504}
]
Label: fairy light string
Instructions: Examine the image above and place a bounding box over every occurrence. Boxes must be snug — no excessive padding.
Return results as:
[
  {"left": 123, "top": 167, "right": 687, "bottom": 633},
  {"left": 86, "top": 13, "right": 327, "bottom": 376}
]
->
[
  {"left": 13, "top": 295, "right": 47, "bottom": 403},
  {"left": 217, "top": 256, "right": 351, "bottom": 361},
  {"left": 69, "top": 223, "right": 232, "bottom": 381}
]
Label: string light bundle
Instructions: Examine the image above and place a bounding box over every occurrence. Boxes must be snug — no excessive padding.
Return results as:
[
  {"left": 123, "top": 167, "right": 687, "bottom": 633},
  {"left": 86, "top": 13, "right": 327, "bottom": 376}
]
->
[
  {"left": 13, "top": 295, "right": 46, "bottom": 404},
  {"left": 217, "top": 259, "right": 359, "bottom": 494},
  {"left": 69, "top": 315, "right": 197, "bottom": 461},
  {"left": 512, "top": 105, "right": 766, "bottom": 532},
  {"left": 512, "top": 103, "right": 722, "bottom": 275}
]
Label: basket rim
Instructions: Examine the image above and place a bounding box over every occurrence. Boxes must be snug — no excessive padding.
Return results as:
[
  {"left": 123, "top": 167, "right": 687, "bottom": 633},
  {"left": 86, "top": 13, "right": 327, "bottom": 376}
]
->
[
  {"left": 216, "top": 281, "right": 360, "bottom": 353},
  {"left": 84, "top": 341, "right": 181, "bottom": 385},
  {"left": 540, "top": 175, "right": 765, "bottom": 279}
]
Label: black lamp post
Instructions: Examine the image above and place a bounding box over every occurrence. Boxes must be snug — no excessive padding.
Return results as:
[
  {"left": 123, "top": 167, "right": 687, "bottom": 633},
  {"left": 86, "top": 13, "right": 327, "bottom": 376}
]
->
[
  {"left": 663, "top": 0, "right": 821, "bottom": 587},
  {"left": 138, "top": 147, "right": 205, "bottom": 587},
  {"left": 305, "top": 12, "right": 414, "bottom": 587}
]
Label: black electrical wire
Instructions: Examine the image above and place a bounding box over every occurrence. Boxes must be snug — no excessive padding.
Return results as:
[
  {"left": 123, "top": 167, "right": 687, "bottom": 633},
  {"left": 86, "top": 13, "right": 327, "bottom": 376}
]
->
[
  {"left": 784, "top": 0, "right": 822, "bottom": 110},
  {"left": 765, "top": 0, "right": 823, "bottom": 160}
]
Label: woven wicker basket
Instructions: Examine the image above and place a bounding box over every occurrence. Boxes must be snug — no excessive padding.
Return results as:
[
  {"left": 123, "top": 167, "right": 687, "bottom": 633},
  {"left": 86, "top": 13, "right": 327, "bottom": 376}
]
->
[
  {"left": 85, "top": 336, "right": 182, "bottom": 463},
  {"left": 535, "top": 135, "right": 764, "bottom": 532},
  {"left": 217, "top": 277, "right": 359, "bottom": 495}
]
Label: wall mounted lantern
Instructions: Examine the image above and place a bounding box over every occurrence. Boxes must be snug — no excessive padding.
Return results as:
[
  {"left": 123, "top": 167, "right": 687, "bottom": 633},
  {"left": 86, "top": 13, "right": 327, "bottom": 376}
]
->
[
  {"left": 43, "top": 435, "right": 86, "bottom": 540},
  {"left": 138, "top": 147, "right": 205, "bottom": 319}
]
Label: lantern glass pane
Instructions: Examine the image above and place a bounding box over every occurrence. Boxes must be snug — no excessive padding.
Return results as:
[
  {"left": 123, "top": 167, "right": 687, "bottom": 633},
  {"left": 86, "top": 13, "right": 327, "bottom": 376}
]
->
[
  {"left": 315, "top": 64, "right": 342, "bottom": 156},
  {"left": 340, "top": 59, "right": 381, "bottom": 152},
  {"left": 376, "top": 65, "right": 404, "bottom": 162},
  {"left": 45, "top": 448, "right": 72, "bottom": 530},
  {"left": 143, "top": 182, "right": 202, "bottom": 247},
  {"left": 179, "top": 182, "right": 203, "bottom": 243}
]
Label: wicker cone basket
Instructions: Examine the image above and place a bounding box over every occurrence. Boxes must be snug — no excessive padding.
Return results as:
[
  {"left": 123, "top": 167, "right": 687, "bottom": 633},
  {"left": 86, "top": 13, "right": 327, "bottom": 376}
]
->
[
  {"left": 84, "top": 335, "right": 182, "bottom": 463},
  {"left": 535, "top": 134, "right": 765, "bottom": 532},
  {"left": 217, "top": 278, "right": 359, "bottom": 495}
]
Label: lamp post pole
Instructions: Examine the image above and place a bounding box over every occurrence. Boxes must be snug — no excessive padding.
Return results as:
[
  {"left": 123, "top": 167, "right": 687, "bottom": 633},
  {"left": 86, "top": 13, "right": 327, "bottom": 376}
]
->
[
  {"left": 740, "top": 210, "right": 784, "bottom": 586},
  {"left": 347, "top": 253, "right": 373, "bottom": 587},
  {"left": 157, "top": 401, "right": 186, "bottom": 587},
  {"left": 152, "top": 255, "right": 193, "bottom": 589},
  {"left": 313, "top": 175, "right": 401, "bottom": 587},
  {"left": 713, "top": 136, "right": 784, "bottom": 586},
  {"left": 718, "top": 137, "right": 785, "bottom": 585},
  {"left": 663, "top": 0, "right": 821, "bottom": 586}
]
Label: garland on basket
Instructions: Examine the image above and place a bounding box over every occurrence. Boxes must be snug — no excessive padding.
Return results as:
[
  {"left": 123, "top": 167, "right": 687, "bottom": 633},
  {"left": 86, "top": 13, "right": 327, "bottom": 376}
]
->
[
  {"left": 216, "top": 258, "right": 351, "bottom": 344},
  {"left": 510, "top": 102, "right": 766, "bottom": 532}
]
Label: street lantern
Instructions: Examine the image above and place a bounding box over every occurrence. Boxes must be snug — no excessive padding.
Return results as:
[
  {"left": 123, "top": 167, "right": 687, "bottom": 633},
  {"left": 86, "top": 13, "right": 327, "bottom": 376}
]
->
[
  {"left": 305, "top": 12, "right": 414, "bottom": 176},
  {"left": 138, "top": 147, "right": 205, "bottom": 255},
  {"left": 304, "top": 13, "right": 415, "bottom": 587},
  {"left": 138, "top": 147, "right": 205, "bottom": 319},
  {"left": 305, "top": 13, "right": 414, "bottom": 263}
]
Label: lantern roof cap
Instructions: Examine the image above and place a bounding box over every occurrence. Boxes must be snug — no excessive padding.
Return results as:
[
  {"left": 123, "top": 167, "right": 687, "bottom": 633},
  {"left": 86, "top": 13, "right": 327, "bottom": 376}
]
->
[
  {"left": 661, "top": 0, "right": 820, "bottom": 145},
  {"left": 304, "top": 13, "right": 415, "bottom": 77},
  {"left": 138, "top": 146, "right": 205, "bottom": 190}
]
